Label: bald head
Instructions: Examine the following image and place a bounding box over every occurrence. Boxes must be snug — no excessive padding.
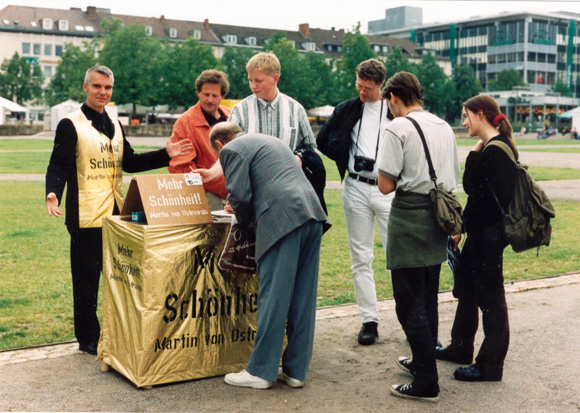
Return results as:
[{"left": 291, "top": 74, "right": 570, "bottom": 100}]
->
[{"left": 210, "top": 122, "right": 244, "bottom": 152}]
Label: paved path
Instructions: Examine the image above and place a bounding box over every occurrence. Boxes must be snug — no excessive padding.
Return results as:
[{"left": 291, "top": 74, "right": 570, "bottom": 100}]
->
[{"left": 1, "top": 272, "right": 579, "bottom": 412}]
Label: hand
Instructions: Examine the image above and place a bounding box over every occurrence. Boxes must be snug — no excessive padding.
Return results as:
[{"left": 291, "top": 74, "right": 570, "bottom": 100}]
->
[
  {"left": 224, "top": 200, "right": 234, "bottom": 214},
  {"left": 46, "top": 193, "right": 63, "bottom": 217},
  {"left": 451, "top": 233, "right": 461, "bottom": 251},
  {"left": 472, "top": 140, "right": 484, "bottom": 152},
  {"left": 166, "top": 138, "right": 193, "bottom": 158},
  {"left": 294, "top": 154, "right": 303, "bottom": 167},
  {"left": 191, "top": 160, "right": 223, "bottom": 183}
]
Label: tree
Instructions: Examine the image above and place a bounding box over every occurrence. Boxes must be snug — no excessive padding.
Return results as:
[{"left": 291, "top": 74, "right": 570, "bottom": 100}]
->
[
  {"left": 417, "top": 53, "right": 450, "bottom": 116},
  {"left": 487, "top": 68, "right": 526, "bottom": 91},
  {"left": 157, "top": 37, "right": 219, "bottom": 109},
  {"left": 220, "top": 46, "right": 254, "bottom": 99},
  {"left": 48, "top": 42, "right": 97, "bottom": 106},
  {"left": 385, "top": 47, "right": 417, "bottom": 77},
  {"left": 0, "top": 52, "right": 44, "bottom": 104},
  {"left": 335, "top": 24, "right": 376, "bottom": 102},
  {"left": 446, "top": 65, "right": 482, "bottom": 122},
  {"left": 549, "top": 78, "right": 572, "bottom": 97},
  {"left": 98, "top": 19, "right": 163, "bottom": 116},
  {"left": 303, "top": 51, "right": 338, "bottom": 107}
]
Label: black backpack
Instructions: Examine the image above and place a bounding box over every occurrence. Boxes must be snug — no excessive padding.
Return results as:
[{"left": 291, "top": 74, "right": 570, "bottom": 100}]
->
[{"left": 486, "top": 140, "right": 556, "bottom": 254}]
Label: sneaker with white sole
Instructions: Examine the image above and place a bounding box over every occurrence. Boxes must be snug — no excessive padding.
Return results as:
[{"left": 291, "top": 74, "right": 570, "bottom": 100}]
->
[
  {"left": 396, "top": 356, "right": 416, "bottom": 376},
  {"left": 390, "top": 382, "right": 439, "bottom": 403},
  {"left": 277, "top": 367, "right": 305, "bottom": 388},
  {"left": 224, "top": 369, "right": 272, "bottom": 389}
]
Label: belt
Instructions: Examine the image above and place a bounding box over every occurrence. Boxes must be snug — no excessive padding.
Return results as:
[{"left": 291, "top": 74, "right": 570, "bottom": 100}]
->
[{"left": 348, "top": 172, "right": 378, "bottom": 186}]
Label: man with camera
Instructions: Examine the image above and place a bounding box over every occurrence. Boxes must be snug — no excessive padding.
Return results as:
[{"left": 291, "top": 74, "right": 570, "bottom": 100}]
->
[{"left": 317, "top": 58, "right": 393, "bottom": 346}]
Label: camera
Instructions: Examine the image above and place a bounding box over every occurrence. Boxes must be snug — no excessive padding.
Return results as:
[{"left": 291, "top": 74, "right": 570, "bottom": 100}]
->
[{"left": 353, "top": 155, "right": 375, "bottom": 172}]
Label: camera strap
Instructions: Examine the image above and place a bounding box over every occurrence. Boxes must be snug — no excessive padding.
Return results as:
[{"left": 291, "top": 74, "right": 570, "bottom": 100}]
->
[{"left": 354, "top": 100, "right": 383, "bottom": 161}]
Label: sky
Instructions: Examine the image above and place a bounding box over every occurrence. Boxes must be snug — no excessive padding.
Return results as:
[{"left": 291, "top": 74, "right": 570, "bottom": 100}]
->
[{"left": 1, "top": 0, "right": 580, "bottom": 32}]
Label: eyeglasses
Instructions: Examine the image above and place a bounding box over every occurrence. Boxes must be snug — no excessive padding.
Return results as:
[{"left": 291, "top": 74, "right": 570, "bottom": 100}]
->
[{"left": 355, "top": 83, "right": 379, "bottom": 93}]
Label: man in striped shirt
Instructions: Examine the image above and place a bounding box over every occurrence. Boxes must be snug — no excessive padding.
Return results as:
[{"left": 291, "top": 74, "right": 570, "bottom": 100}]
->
[{"left": 228, "top": 52, "right": 316, "bottom": 164}]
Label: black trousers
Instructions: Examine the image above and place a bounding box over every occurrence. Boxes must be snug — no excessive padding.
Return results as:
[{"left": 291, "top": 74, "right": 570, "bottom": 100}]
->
[
  {"left": 68, "top": 227, "right": 103, "bottom": 346},
  {"left": 391, "top": 264, "right": 441, "bottom": 389},
  {"left": 448, "top": 223, "right": 509, "bottom": 375}
]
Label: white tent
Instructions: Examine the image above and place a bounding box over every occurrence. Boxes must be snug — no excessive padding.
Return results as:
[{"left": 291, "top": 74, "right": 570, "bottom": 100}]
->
[
  {"left": 558, "top": 106, "right": 580, "bottom": 130},
  {"left": 0, "top": 96, "right": 27, "bottom": 125},
  {"left": 50, "top": 100, "right": 81, "bottom": 131},
  {"left": 308, "top": 105, "right": 335, "bottom": 119}
]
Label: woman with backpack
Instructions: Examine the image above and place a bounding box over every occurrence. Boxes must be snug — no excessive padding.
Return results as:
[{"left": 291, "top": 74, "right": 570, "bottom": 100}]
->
[{"left": 436, "top": 94, "right": 518, "bottom": 382}]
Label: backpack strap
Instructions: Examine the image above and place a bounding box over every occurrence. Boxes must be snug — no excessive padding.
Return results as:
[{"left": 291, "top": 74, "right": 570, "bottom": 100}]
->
[
  {"left": 406, "top": 116, "right": 439, "bottom": 188},
  {"left": 484, "top": 139, "right": 516, "bottom": 164}
]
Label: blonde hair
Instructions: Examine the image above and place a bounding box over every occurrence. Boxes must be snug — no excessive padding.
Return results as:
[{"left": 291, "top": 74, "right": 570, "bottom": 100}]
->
[{"left": 246, "top": 52, "right": 281, "bottom": 76}]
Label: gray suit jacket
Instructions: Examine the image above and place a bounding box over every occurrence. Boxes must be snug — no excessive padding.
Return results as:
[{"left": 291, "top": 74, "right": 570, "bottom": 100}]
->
[{"left": 220, "top": 133, "right": 327, "bottom": 261}]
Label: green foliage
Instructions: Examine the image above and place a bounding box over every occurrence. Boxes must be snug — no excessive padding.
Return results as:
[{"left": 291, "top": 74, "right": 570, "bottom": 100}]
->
[
  {"left": 549, "top": 78, "right": 572, "bottom": 97},
  {"left": 158, "top": 38, "right": 219, "bottom": 109},
  {"left": 98, "top": 19, "right": 164, "bottom": 113},
  {"left": 417, "top": 53, "right": 451, "bottom": 117},
  {"left": 220, "top": 46, "right": 254, "bottom": 99},
  {"left": 48, "top": 42, "right": 97, "bottom": 106},
  {"left": 446, "top": 65, "right": 482, "bottom": 122},
  {"left": 0, "top": 52, "right": 44, "bottom": 104},
  {"left": 335, "top": 24, "right": 376, "bottom": 102},
  {"left": 487, "top": 68, "right": 526, "bottom": 91},
  {"left": 385, "top": 47, "right": 417, "bottom": 76}
]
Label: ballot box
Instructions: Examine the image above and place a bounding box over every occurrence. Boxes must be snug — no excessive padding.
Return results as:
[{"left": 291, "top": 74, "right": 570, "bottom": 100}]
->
[{"left": 97, "top": 174, "right": 259, "bottom": 388}]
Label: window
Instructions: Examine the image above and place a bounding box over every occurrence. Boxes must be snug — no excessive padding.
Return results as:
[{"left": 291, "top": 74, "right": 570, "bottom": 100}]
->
[
  {"left": 302, "top": 41, "right": 316, "bottom": 51},
  {"left": 42, "top": 18, "right": 52, "bottom": 30},
  {"left": 382, "top": 46, "right": 389, "bottom": 53},
  {"left": 223, "top": 34, "right": 237, "bottom": 44},
  {"left": 22, "top": 43, "right": 31, "bottom": 54},
  {"left": 169, "top": 28, "right": 178, "bottom": 38},
  {"left": 75, "top": 25, "right": 85, "bottom": 31},
  {"left": 44, "top": 44, "right": 52, "bottom": 56},
  {"left": 33, "top": 44, "right": 41, "bottom": 55},
  {"left": 58, "top": 20, "right": 69, "bottom": 31},
  {"left": 193, "top": 29, "right": 201, "bottom": 40},
  {"left": 246, "top": 36, "right": 256, "bottom": 46},
  {"left": 43, "top": 66, "right": 53, "bottom": 79},
  {"left": 31, "top": 21, "right": 37, "bottom": 27},
  {"left": 55, "top": 45, "right": 63, "bottom": 56},
  {"left": 373, "top": 45, "right": 380, "bottom": 52},
  {"left": 145, "top": 25, "right": 153, "bottom": 36}
]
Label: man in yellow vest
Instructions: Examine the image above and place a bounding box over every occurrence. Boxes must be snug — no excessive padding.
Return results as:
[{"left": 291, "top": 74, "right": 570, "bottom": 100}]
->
[{"left": 45, "top": 65, "right": 192, "bottom": 355}]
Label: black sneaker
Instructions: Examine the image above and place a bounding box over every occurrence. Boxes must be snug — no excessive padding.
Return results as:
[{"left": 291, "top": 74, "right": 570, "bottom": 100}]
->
[
  {"left": 390, "top": 382, "right": 439, "bottom": 403},
  {"left": 435, "top": 346, "right": 472, "bottom": 365},
  {"left": 396, "top": 357, "right": 415, "bottom": 376},
  {"left": 358, "top": 322, "right": 378, "bottom": 345}
]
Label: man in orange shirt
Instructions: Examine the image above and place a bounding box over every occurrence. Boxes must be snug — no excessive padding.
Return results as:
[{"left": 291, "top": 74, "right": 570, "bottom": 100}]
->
[{"left": 168, "top": 70, "right": 231, "bottom": 210}]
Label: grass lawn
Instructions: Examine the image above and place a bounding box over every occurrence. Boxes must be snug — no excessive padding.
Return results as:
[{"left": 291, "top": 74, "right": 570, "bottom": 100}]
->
[{"left": 1, "top": 179, "right": 578, "bottom": 350}]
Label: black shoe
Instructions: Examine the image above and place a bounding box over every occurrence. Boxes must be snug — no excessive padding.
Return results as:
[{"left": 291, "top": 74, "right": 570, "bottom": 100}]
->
[
  {"left": 79, "top": 342, "right": 98, "bottom": 355},
  {"left": 358, "top": 322, "right": 378, "bottom": 345},
  {"left": 454, "top": 365, "right": 502, "bottom": 382},
  {"left": 390, "top": 382, "right": 439, "bottom": 403},
  {"left": 396, "top": 357, "right": 415, "bottom": 377},
  {"left": 435, "top": 346, "right": 472, "bottom": 364}
]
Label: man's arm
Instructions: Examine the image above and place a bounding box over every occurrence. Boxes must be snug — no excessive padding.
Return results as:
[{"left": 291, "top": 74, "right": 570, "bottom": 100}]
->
[
  {"left": 378, "top": 175, "right": 396, "bottom": 195},
  {"left": 45, "top": 118, "right": 76, "bottom": 217}
]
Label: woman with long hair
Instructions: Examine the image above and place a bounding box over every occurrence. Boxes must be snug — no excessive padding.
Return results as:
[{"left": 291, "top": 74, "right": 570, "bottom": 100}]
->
[{"left": 436, "top": 94, "right": 518, "bottom": 382}]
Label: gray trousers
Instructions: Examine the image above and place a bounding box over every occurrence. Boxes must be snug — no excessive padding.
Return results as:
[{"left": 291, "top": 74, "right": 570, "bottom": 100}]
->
[{"left": 246, "top": 220, "right": 323, "bottom": 382}]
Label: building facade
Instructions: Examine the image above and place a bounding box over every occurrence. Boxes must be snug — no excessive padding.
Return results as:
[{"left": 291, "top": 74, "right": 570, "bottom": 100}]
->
[{"left": 369, "top": 8, "right": 580, "bottom": 97}]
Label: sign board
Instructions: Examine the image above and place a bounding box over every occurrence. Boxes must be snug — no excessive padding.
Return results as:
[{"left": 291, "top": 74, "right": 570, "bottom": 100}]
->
[{"left": 121, "top": 173, "right": 212, "bottom": 225}]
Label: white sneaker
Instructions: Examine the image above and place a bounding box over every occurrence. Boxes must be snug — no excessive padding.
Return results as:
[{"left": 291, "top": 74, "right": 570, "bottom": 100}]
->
[
  {"left": 224, "top": 369, "right": 272, "bottom": 389},
  {"left": 277, "top": 367, "right": 305, "bottom": 388}
]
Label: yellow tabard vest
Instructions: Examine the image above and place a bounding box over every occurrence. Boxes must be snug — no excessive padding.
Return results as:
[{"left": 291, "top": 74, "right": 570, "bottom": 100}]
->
[{"left": 69, "top": 109, "right": 124, "bottom": 228}]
